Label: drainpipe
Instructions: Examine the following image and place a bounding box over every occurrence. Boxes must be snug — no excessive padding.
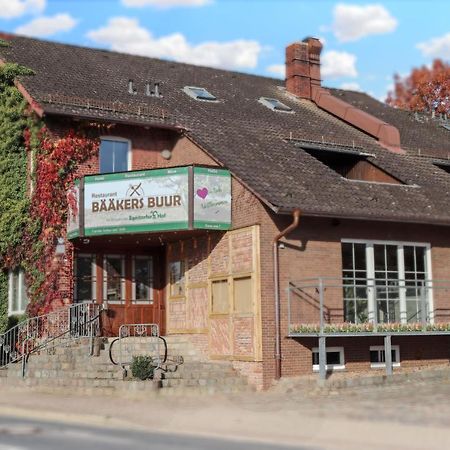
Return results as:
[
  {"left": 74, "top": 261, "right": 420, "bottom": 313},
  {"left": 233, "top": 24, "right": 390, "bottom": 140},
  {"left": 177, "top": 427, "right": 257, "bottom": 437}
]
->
[{"left": 273, "top": 208, "right": 301, "bottom": 380}]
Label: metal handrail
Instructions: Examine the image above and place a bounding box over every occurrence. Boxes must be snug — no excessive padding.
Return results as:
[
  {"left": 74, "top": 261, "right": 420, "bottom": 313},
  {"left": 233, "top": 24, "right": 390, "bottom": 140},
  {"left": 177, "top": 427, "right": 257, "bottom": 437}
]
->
[
  {"left": 0, "top": 302, "right": 102, "bottom": 370},
  {"left": 287, "top": 277, "right": 450, "bottom": 335}
]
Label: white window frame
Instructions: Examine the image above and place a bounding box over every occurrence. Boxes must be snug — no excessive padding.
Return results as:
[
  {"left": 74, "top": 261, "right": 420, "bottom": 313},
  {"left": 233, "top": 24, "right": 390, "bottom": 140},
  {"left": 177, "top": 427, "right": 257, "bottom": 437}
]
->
[
  {"left": 132, "top": 256, "right": 154, "bottom": 304},
  {"left": 74, "top": 253, "right": 97, "bottom": 303},
  {"left": 370, "top": 345, "right": 401, "bottom": 368},
  {"left": 8, "top": 269, "right": 28, "bottom": 316},
  {"left": 99, "top": 136, "right": 132, "bottom": 173},
  {"left": 312, "top": 346, "right": 345, "bottom": 372},
  {"left": 341, "top": 239, "right": 433, "bottom": 323},
  {"left": 103, "top": 254, "right": 126, "bottom": 304}
]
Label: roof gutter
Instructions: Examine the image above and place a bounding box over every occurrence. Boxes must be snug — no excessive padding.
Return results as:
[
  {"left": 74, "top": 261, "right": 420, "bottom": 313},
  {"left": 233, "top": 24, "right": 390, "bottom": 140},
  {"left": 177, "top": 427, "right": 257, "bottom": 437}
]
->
[{"left": 273, "top": 208, "right": 301, "bottom": 380}]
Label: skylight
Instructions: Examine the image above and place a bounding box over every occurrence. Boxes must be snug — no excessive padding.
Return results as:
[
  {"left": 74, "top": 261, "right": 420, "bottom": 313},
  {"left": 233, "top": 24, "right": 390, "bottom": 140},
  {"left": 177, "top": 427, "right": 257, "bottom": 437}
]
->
[
  {"left": 183, "top": 86, "right": 217, "bottom": 101},
  {"left": 259, "top": 97, "right": 293, "bottom": 113}
]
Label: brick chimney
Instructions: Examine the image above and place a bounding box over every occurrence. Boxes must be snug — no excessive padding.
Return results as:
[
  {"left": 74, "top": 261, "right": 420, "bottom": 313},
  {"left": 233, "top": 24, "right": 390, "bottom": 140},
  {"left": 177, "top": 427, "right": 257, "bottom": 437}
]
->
[{"left": 286, "top": 37, "right": 323, "bottom": 100}]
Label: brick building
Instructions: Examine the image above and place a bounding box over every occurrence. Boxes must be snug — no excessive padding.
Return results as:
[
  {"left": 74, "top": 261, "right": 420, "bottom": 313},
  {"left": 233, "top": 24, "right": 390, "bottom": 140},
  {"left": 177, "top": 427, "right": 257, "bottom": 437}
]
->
[{"left": 2, "top": 34, "right": 450, "bottom": 389}]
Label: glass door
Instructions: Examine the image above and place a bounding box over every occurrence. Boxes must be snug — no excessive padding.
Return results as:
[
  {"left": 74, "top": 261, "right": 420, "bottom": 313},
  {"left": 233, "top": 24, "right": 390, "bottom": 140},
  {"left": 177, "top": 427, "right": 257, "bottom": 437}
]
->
[
  {"left": 103, "top": 255, "right": 125, "bottom": 304},
  {"left": 404, "top": 246, "right": 427, "bottom": 323},
  {"left": 74, "top": 254, "right": 96, "bottom": 303},
  {"left": 132, "top": 256, "right": 154, "bottom": 303},
  {"left": 374, "top": 244, "right": 400, "bottom": 323}
]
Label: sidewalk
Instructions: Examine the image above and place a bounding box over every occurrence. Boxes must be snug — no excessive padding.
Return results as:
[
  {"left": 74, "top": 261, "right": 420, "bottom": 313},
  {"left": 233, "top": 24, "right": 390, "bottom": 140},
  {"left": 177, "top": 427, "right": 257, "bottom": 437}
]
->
[{"left": 1, "top": 376, "right": 450, "bottom": 450}]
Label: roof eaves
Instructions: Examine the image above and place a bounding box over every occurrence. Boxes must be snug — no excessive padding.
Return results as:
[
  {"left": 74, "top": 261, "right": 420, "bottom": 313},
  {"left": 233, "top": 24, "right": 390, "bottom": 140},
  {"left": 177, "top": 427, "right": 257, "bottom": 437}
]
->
[{"left": 276, "top": 206, "right": 450, "bottom": 227}]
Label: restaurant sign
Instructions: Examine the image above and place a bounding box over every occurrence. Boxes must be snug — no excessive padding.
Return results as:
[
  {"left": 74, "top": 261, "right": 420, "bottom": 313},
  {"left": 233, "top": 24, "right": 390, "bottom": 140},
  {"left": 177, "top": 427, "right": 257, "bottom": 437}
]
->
[{"left": 67, "top": 166, "right": 231, "bottom": 238}]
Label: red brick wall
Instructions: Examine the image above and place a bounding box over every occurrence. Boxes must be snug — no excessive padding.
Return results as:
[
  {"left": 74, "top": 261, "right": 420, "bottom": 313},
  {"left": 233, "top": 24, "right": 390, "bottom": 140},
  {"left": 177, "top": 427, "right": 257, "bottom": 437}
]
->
[
  {"left": 271, "top": 216, "right": 450, "bottom": 383},
  {"left": 44, "top": 118, "right": 450, "bottom": 388}
]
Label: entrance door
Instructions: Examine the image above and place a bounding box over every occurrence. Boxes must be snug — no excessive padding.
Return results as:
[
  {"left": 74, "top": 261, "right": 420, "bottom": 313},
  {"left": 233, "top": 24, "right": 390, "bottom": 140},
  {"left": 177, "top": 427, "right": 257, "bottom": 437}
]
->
[{"left": 74, "top": 251, "right": 165, "bottom": 336}]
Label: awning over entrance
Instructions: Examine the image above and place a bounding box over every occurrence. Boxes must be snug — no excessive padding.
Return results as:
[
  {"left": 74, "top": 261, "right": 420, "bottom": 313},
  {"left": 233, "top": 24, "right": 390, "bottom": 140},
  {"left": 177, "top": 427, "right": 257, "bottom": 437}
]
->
[{"left": 67, "top": 165, "right": 231, "bottom": 239}]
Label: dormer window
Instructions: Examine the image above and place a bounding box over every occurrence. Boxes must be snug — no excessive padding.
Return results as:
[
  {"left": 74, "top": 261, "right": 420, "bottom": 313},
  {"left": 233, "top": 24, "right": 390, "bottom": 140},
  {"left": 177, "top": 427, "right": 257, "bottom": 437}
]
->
[
  {"left": 99, "top": 138, "right": 131, "bottom": 174},
  {"left": 183, "top": 86, "right": 217, "bottom": 101},
  {"left": 290, "top": 140, "right": 404, "bottom": 185},
  {"left": 259, "top": 97, "right": 292, "bottom": 113}
]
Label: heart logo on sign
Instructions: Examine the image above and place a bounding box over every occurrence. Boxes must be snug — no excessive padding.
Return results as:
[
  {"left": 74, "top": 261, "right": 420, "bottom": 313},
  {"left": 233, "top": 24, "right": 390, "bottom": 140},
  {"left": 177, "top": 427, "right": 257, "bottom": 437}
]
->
[{"left": 197, "top": 187, "right": 208, "bottom": 199}]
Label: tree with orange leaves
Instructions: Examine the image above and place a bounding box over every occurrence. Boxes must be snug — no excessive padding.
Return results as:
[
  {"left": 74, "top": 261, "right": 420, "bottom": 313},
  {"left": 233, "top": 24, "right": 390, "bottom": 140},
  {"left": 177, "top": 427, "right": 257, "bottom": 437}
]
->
[{"left": 386, "top": 59, "right": 450, "bottom": 115}]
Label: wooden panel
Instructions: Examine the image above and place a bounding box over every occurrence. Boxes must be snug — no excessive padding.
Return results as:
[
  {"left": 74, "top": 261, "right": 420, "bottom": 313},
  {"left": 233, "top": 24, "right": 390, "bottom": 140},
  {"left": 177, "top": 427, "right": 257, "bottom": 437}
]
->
[
  {"left": 347, "top": 160, "right": 402, "bottom": 184},
  {"left": 234, "top": 276, "right": 253, "bottom": 313},
  {"left": 211, "top": 279, "right": 229, "bottom": 314}
]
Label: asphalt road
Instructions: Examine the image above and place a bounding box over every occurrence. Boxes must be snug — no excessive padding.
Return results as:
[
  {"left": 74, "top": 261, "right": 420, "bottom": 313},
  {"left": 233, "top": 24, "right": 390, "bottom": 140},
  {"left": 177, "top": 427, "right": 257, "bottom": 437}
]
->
[{"left": 0, "top": 416, "right": 312, "bottom": 450}]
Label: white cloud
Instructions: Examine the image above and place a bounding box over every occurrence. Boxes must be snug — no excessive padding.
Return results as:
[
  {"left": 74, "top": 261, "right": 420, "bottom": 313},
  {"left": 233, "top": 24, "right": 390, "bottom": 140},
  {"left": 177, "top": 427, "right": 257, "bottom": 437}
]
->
[
  {"left": 121, "top": 0, "right": 211, "bottom": 8},
  {"left": 417, "top": 33, "right": 450, "bottom": 59},
  {"left": 332, "top": 3, "right": 397, "bottom": 42},
  {"left": 87, "top": 17, "right": 261, "bottom": 70},
  {"left": 15, "top": 13, "right": 77, "bottom": 37},
  {"left": 266, "top": 64, "right": 284, "bottom": 78},
  {"left": 322, "top": 50, "right": 358, "bottom": 79},
  {"left": 0, "top": 0, "right": 45, "bottom": 19},
  {"left": 339, "top": 82, "right": 361, "bottom": 91}
]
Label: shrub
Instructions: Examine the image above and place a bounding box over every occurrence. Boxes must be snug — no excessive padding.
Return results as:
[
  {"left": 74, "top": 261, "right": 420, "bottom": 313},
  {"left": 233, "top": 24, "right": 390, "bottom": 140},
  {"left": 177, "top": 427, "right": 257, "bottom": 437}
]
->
[{"left": 130, "top": 355, "right": 154, "bottom": 380}]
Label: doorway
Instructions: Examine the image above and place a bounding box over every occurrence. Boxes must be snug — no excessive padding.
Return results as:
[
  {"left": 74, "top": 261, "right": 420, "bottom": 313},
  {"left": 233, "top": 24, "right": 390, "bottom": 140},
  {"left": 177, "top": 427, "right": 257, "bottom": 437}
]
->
[{"left": 74, "top": 249, "right": 166, "bottom": 336}]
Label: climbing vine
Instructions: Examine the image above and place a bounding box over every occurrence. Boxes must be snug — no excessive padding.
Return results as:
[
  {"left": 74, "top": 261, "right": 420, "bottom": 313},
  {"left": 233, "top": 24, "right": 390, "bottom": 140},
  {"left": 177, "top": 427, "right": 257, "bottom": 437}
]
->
[
  {"left": 23, "top": 127, "right": 99, "bottom": 315},
  {"left": 0, "top": 63, "right": 32, "bottom": 332},
  {"left": 0, "top": 62, "right": 100, "bottom": 328}
]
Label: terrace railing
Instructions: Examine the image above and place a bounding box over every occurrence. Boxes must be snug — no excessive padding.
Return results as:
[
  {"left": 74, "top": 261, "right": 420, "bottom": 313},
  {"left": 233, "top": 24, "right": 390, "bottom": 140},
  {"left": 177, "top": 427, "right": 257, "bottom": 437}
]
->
[
  {"left": 288, "top": 277, "right": 450, "bottom": 336},
  {"left": 0, "top": 302, "right": 102, "bottom": 371}
]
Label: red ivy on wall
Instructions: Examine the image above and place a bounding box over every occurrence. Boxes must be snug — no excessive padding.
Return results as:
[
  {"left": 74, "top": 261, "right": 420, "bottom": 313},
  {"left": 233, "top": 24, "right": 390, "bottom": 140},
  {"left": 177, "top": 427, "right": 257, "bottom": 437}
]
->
[{"left": 23, "top": 126, "right": 99, "bottom": 315}]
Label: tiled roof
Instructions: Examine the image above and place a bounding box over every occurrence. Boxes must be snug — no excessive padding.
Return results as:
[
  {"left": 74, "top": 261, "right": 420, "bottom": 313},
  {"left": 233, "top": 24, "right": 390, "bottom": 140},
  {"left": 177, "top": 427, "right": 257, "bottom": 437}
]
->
[
  {"left": 2, "top": 35, "right": 450, "bottom": 225},
  {"left": 330, "top": 88, "right": 450, "bottom": 159}
]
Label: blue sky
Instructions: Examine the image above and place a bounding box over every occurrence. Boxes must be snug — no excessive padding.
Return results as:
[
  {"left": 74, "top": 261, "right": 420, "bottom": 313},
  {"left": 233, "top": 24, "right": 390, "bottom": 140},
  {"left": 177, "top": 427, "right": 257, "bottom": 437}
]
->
[{"left": 1, "top": 0, "right": 449, "bottom": 100}]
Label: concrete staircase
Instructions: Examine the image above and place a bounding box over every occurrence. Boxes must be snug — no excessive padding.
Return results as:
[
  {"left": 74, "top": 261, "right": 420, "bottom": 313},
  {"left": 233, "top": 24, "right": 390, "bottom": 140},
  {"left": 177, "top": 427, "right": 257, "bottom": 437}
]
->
[{"left": 0, "top": 336, "right": 253, "bottom": 397}]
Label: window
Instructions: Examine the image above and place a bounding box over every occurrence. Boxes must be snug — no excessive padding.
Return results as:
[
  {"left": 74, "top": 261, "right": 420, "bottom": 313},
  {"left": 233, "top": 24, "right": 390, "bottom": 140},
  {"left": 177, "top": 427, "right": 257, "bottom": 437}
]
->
[
  {"left": 342, "top": 242, "right": 368, "bottom": 323},
  {"left": 183, "top": 86, "right": 217, "bottom": 101},
  {"left": 103, "top": 255, "right": 125, "bottom": 304},
  {"left": 74, "top": 254, "right": 96, "bottom": 303},
  {"left": 341, "top": 241, "right": 430, "bottom": 324},
  {"left": 211, "top": 279, "right": 229, "bottom": 314},
  {"left": 312, "top": 346, "right": 345, "bottom": 371},
  {"left": 370, "top": 345, "right": 400, "bottom": 368},
  {"left": 169, "top": 261, "right": 185, "bottom": 297},
  {"left": 133, "top": 256, "right": 153, "bottom": 303},
  {"left": 99, "top": 138, "right": 130, "bottom": 174},
  {"left": 258, "top": 97, "right": 292, "bottom": 112},
  {"left": 8, "top": 268, "right": 28, "bottom": 315}
]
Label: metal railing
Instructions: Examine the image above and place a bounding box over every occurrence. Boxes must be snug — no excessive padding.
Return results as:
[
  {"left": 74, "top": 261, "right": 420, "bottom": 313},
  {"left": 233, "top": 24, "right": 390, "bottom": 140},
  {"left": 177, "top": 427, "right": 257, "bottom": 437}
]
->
[
  {"left": 0, "top": 302, "right": 102, "bottom": 370},
  {"left": 109, "top": 324, "right": 164, "bottom": 375},
  {"left": 288, "top": 277, "right": 450, "bottom": 335}
]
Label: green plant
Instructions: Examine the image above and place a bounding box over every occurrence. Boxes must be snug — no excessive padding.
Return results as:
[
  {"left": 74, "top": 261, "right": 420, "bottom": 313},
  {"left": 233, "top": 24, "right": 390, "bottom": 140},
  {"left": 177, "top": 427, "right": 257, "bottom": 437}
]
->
[{"left": 130, "top": 355, "right": 155, "bottom": 380}]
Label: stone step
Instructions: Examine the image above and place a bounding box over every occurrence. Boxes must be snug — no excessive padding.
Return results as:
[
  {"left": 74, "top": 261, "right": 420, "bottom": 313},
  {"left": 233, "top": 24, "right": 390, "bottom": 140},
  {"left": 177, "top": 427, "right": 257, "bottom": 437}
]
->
[{"left": 161, "top": 376, "right": 248, "bottom": 388}]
